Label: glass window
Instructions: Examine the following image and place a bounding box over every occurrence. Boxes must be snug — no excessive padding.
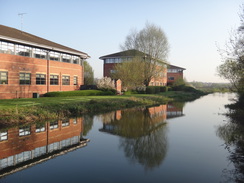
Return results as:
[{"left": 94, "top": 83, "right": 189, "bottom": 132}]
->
[
  {"left": 62, "top": 75, "right": 70, "bottom": 85},
  {"left": 33, "top": 48, "right": 46, "bottom": 59},
  {"left": 168, "top": 77, "right": 174, "bottom": 81},
  {"left": 0, "top": 71, "right": 8, "bottom": 84},
  {"left": 62, "top": 119, "right": 70, "bottom": 127},
  {"left": 74, "top": 76, "right": 78, "bottom": 85},
  {"left": 73, "top": 118, "right": 77, "bottom": 124},
  {"left": 0, "top": 41, "right": 14, "bottom": 54},
  {"left": 0, "top": 131, "right": 8, "bottom": 141},
  {"left": 36, "top": 74, "right": 46, "bottom": 85},
  {"left": 49, "top": 51, "right": 60, "bottom": 61},
  {"left": 35, "top": 123, "right": 46, "bottom": 133},
  {"left": 50, "top": 75, "right": 59, "bottom": 85},
  {"left": 19, "top": 73, "right": 31, "bottom": 85},
  {"left": 19, "top": 126, "right": 31, "bottom": 136},
  {"left": 50, "top": 121, "right": 58, "bottom": 130},
  {"left": 16, "top": 45, "right": 31, "bottom": 57},
  {"left": 62, "top": 54, "right": 71, "bottom": 63},
  {"left": 72, "top": 56, "right": 80, "bottom": 64}
]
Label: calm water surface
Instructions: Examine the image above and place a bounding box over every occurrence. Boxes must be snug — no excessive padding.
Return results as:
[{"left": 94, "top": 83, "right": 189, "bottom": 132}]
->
[{"left": 0, "top": 93, "right": 238, "bottom": 183}]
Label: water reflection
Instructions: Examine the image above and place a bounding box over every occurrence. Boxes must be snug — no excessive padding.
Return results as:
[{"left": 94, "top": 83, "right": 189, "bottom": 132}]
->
[
  {"left": 216, "top": 120, "right": 244, "bottom": 182},
  {"left": 99, "top": 103, "right": 184, "bottom": 170},
  {"left": 0, "top": 118, "right": 88, "bottom": 178}
]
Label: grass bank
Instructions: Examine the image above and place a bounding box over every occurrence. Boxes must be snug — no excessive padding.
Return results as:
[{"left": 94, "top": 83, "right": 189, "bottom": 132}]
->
[{"left": 0, "top": 91, "right": 206, "bottom": 127}]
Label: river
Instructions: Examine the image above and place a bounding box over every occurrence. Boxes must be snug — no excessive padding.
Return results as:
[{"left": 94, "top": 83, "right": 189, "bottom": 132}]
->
[{"left": 0, "top": 93, "right": 242, "bottom": 183}]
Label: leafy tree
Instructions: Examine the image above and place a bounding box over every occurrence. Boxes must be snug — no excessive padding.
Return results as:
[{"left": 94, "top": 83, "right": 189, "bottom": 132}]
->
[
  {"left": 217, "top": 5, "right": 244, "bottom": 106},
  {"left": 83, "top": 60, "right": 94, "bottom": 85},
  {"left": 121, "top": 22, "right": 170, "bottom": 86},
  {"left": 112, "top": 56, "right": 145, "bottom": 89}
]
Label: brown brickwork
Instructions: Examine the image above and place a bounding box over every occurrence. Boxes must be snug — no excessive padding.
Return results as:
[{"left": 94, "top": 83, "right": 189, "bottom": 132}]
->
[{"left": 0, "top": 53, "right": 83, "bottom": 99}]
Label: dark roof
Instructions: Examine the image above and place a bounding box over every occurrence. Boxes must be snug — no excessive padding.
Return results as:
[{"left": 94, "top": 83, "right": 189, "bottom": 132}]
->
[
  {"left": 99, "top": 49, "right": 146, "bottom": 59},
  {"left": 168, "top": 64, "right": 186, "bottom": 70},
  {"left": 0, "top": 24, "right": 89, "bottom": 58}
]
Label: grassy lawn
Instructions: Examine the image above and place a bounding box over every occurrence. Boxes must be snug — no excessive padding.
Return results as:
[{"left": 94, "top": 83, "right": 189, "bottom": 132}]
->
[
  {"left": 0, "top": 91, "right": 205, "bottom": 110},
  {"left": 0, "top": 91, "right": 206, "bottom": 127}
]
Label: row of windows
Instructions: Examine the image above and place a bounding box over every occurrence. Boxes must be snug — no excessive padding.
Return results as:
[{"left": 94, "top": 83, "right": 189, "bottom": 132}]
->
[
  {"left": 0, "top": 119, "right": 78, "bottom": 141},
  {"left": 0, "top": 136, "right": 80, "bottom": 170},
  {"left": 104, "top": 57, "right": 132, "bottom": 64},
  {"left": 167, "top": 69, "right": 183, "bottom": 73},
  {"left": 0, "top": 71, "right": 78, "bottom": 86},
  {"left": 0, "top": 41, "right": 81, "bottom": 64}
]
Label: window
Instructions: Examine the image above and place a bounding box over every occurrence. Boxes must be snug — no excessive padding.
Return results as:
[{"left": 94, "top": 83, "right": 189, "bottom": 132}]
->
[
  {"left": 16, "top": 45, "right": 31, "bottom": 57},
  {"left": 49, "top": 51, "right": 60, "bottom": 61},
  {"left": 50, "top": 121, "right": 58, "bottom": 130},
  {"left": 19, "top": 126, "right": 31, "bottom": 136},
  {"left": 35, "top": 123, "right": 46, "bottom": 133},
  {"left": 73, "top": 56, "right": 80, "bottom": 64},
  {"left": 36, "top": 74, "right": 46, "bottom": 85},
  {"left": 0, "top": 71, "right": 8, "bottom": 84},
  {"left": 62, "top": 119, "right": 70, "bottom": 127},
  {"left": 20, "top": 73, "right": 31, "bottom": 85},
  {"left": 50, "top": 75, "right": 59, "bottom": 85},
  {"left": 168, "top": 77, "right": 174, "bottom": 81},
  {"left": 74, "top": 76, "right": 78, "bottom": 85},
  {"left": 0, "top": 131, "right": 8, "bottom": 141},
  {"left": 62, "top": 75, "right": 70, "bottom": 85},
  {"left": 33, "top": 48, "right": 46, "bottom": 59},
  {"left": 73, "top": 118, "right": 77, "bottom": 124},
  {"left": 0, "top": 41, "right": 14, "bottom": 54},
  {"left": 62, "top": 54, "right": 71, "bottom": 63}
]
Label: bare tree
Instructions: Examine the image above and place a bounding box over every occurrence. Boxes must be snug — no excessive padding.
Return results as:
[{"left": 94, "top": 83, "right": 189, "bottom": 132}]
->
[
  {"left": 120, "top": 22, "right": 170, "bottom": 86},
  {"left": 217, "top": 5, "right": 244, "bottom": 105}
]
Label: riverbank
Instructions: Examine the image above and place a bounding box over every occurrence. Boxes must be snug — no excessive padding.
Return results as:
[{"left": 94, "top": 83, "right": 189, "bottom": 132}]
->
[{"left": 0, "top": 91, "right": 207, "bottom": 127}]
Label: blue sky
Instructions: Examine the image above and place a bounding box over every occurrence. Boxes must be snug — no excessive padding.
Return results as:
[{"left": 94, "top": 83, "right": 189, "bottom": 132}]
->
[{"left": 0, "top": 0, "right": 242, "bottom": 82}]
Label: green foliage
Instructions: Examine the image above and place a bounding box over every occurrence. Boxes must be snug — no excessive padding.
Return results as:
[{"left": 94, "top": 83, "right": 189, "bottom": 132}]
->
[
  {"left": 124, "top": 90, "right": 138, "bottom": 95},
  {"left": 146, "top": 86, "right": 161, "bottom": 94},
  {"left": 160, "top": 86, "right": 168, "bottom": 92},
  {"left": 44, "top": 90, "right": 115, "bottom": 97},
  {"left": 84, "top": 61, "right": 94, "bottom": 85}
]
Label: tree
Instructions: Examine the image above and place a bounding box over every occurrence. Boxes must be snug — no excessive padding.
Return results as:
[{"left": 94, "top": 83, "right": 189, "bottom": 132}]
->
[
  {"left": 112, "top": 56, "right": 145, "bottom": 89},
  {"left": 120, "top": 22, "right": 170, "bottom": 86},
  {"left": 83, "top": 60, "right": 94, "bottom": 85},
  {"left": 217, "top": 5, "right": 244, "bottom": 106}
]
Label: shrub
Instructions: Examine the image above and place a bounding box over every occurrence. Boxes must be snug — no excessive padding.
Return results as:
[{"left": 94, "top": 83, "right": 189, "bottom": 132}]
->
[
  {"left": 146, "top": 86, "right": 160, "bottom": 94},
  {"left": 44, "top": 90, "right": 115, "bottom": 97},
  {"left": 124, "top": 90, "right": 138, "bottom": 95},
  {"left": 160, "top": 86, "right": 168, "bottom": 92}
]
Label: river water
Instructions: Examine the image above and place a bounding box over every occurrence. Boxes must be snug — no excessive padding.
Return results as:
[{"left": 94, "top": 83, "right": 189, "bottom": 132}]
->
[{"left": 0, "top": 93, "right": 241, "bottom": 183}]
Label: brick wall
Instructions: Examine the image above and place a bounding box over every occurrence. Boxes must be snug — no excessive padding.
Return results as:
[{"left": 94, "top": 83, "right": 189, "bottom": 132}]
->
[
  {"left": 0, "top": 53, "right": 83, "bottom": 99},
  {"left": 0, "top": 118, "right": 83, "bottom": 159}
]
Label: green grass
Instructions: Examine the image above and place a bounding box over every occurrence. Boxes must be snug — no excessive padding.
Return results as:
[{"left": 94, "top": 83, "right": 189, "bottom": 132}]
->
[{"left": 0, "top": 91, "right": 207, "bottom": 127}]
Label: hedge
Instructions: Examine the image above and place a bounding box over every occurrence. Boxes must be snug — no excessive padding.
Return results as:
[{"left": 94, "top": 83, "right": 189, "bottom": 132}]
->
[{"left": 44, "top": 90, "right": 115, "bottom": 97}]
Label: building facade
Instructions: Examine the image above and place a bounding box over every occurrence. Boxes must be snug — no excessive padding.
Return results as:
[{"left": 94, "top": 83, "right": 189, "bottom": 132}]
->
[
  {"left": 0, "top": 25, "right": 90, "bottom": 99},
  {"left": 167, "top": 64, "right": 186, "bottom": 85},
  {"left": 99, "top": 50, "right": 168, "bottom": 86}
]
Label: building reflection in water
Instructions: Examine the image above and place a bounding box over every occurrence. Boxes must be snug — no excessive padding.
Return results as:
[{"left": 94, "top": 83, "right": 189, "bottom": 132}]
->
[
  {"left": 0, "top": 118, "right": 88, "bottom": 177},
  {"left": 99, "top": 103, "right": 184, "bottom": 170}
]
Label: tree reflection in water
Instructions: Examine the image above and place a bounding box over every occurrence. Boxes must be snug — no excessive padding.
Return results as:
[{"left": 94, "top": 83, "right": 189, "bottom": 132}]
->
[
  {"left": 99, "top": 106, "right": 168, "bottom": 170},
  {"left": 216, "top": 119, "right": 244, "bottom": 182}
]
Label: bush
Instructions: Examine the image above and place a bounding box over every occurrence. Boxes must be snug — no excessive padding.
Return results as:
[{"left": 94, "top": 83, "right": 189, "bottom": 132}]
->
[
  {"left": 44, "top": 90, "right": 115, "bottom": 97},
  {"left": 160, "top": 86, "right": 168, "bottom": 92},
  {"left": 124, "top": 90, "right": 138, "bottom": 95},
  {"left": 146, "top": 86, "right": 160, "bottom": 94}
]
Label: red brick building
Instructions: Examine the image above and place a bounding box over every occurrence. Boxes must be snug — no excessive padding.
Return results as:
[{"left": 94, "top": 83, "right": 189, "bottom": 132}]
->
[
  {"left": 99, "top": 50, "right": 185, "bottom": 86},
  {"left": 0, "top": 25, "right": 90, "bottom": 99},
  {"left": 167, "top": 64, "right": 186, "bottom": 85},
  {"left": 0, "top": 118, "right": 87, "bottom": 175}
]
